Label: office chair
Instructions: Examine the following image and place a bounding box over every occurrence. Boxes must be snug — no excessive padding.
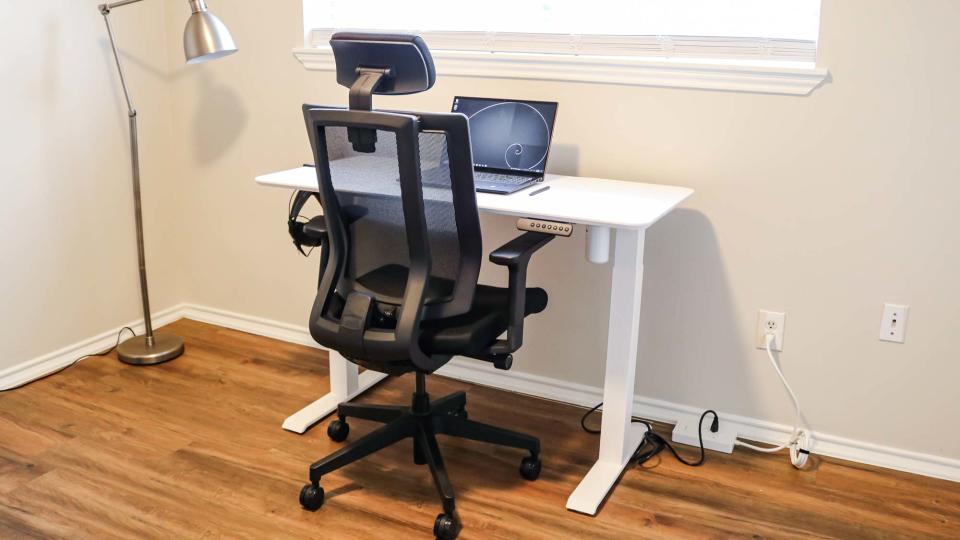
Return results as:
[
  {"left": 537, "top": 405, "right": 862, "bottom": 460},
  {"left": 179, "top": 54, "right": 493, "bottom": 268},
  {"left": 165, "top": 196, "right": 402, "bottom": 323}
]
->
[{"left": 296, "top": 33, "right": 554, "bottom": 539}]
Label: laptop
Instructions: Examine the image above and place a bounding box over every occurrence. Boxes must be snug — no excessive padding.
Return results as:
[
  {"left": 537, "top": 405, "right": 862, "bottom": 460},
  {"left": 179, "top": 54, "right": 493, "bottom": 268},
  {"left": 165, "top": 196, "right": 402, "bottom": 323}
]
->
[{"left": 452, "top": 96, "right": 559, "bottom": 194}]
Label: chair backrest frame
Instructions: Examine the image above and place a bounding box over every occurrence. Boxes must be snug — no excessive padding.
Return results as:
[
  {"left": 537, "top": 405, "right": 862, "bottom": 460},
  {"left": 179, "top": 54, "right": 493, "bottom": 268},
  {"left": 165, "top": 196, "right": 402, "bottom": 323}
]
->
[{"left": 303, "top": 105, "right": 482, "bottom": 372}]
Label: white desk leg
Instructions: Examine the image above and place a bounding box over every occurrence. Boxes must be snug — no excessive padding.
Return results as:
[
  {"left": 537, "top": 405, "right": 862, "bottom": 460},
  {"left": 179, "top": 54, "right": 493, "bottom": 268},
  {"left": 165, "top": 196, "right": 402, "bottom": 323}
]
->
[
  {"left": 282, "top": 350, "right": 389, "bottom": 434},
  {"left": 567, "top": 228, "right": 647, "bottom": 515}
]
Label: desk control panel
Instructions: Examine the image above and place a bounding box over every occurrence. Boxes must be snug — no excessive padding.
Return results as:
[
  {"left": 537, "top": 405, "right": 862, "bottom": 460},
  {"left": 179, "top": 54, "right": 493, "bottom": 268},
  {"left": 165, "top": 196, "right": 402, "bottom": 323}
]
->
[{"left": 517, "top": 218, "right": 573, "bottom": 237}]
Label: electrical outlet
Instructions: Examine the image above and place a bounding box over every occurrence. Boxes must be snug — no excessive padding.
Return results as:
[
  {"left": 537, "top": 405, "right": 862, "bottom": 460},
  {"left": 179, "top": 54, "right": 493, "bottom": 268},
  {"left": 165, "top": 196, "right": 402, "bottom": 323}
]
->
[
  {"left": 756, "top": 310, "right": 785, "bottom": 351},
  {"left": 880, "top": 303, "right": 909, "bottom": 343}
]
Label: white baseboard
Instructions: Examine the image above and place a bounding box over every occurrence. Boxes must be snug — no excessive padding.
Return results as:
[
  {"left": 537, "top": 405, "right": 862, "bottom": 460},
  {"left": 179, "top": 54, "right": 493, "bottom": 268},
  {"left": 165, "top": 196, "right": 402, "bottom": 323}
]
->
[
  {"left": 0, "top": 304, "right": 186, "bottom": 392},
  {"left": 179, "top": 304, "right": 323, "bottom": 349},
  {"left": 7, "top": 302, "right": 960, "bottom": 484}
]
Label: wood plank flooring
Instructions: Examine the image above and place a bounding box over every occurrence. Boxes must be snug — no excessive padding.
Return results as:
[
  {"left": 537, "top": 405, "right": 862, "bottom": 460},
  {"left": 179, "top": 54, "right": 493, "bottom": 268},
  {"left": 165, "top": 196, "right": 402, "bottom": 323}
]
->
[{"left": 1, "top": 319, "right": 957, "bottom": 539}]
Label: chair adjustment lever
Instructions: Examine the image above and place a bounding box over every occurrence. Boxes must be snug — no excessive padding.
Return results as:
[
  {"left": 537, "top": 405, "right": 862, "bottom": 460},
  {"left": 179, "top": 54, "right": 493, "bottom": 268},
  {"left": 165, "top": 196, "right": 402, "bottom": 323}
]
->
[{"left": 339, "top": 292, "right": 374, "bottom": 356}]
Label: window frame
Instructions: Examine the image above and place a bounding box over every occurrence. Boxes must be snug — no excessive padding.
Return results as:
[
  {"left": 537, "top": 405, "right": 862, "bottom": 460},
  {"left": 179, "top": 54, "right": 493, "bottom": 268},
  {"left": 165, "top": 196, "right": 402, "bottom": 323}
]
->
[
  {"left": 306, "top": 28, "right": 818, "bottom": 64},
  {"left": 296, "top": 14, "right": 829, "bottom": 96}
]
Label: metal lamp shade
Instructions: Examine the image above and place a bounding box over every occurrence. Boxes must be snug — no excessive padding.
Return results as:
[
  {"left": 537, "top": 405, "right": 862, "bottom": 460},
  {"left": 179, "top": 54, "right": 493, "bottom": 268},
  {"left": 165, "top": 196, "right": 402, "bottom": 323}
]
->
[{"left": 183, "top": 6, "right": 237, "bottom": 64}]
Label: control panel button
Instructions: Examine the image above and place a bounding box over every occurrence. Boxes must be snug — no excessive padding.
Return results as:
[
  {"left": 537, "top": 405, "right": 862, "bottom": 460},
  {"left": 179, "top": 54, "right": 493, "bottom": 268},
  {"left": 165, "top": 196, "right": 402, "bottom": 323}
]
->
[{"left": 516, "top": 218, "right": 574, "bottom": 237}]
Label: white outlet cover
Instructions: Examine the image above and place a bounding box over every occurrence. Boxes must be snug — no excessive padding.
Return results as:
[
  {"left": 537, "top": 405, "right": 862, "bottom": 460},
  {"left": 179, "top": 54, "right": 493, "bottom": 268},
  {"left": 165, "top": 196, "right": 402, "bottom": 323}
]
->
[
  {"left": 880, "top": 303, "right": 909, "bottom": 343},
  {"left": 756, "top": 310, "right": 786, "bottom": 351}
]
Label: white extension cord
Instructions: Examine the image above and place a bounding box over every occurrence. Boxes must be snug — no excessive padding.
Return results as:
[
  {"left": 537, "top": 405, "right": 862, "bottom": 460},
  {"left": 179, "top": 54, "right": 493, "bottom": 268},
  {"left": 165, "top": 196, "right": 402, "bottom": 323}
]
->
[{"left": 733, "top": 333, "right": 810, "bottom": 469}]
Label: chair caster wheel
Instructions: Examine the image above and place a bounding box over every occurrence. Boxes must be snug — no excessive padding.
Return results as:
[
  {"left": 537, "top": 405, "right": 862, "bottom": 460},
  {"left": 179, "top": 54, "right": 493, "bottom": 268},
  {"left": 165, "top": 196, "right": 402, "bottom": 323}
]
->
[
  {"left": 299, "top": 483, "right": 324, "bottom": 511},
  {"left": 519, "top": 455, "right": 541, "bottom": 481},
  {"left": 433, "top": 513, "right": 461, "bottom": 539},
  {"left": 327, "top": 419, "right": 349, "bottom": 442}
]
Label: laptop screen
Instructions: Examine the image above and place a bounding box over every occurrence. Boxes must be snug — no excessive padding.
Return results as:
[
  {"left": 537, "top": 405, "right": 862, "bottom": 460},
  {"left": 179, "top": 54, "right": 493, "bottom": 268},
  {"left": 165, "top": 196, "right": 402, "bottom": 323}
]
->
[{"left": 452, "top": 97, "right": 558, "bottom": 175}]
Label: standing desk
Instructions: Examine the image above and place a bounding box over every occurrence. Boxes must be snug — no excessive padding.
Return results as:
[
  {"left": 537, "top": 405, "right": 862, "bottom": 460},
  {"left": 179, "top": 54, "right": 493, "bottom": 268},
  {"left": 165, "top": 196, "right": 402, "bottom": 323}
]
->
[{"left": 255, "top": 166, "right": 693, "bottom": 515}]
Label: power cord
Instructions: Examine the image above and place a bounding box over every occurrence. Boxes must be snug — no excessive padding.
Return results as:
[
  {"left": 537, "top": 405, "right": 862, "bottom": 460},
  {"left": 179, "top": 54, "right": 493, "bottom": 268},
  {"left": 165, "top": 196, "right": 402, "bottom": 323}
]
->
[
  {"left": 0, "top": 327, "right": 136, "bottom": 393},
  {"left": 581, "top": 332, "right": 810, "bottom": 471},
  {"left": 734, "top": 333, "right": 810, "bottom": 469},
  {"left": 581, "top": 403, "right": 719, "bottom": 467}
]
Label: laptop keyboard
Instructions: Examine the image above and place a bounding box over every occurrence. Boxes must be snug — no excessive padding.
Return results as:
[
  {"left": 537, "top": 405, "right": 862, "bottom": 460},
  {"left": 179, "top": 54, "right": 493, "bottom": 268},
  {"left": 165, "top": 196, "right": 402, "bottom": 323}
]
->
[
  {"left": 476, "top": 171, "right": 538, "bottom": 185},
  {"left": 407, "top": 169, "right": 539, "bottom": 189}
]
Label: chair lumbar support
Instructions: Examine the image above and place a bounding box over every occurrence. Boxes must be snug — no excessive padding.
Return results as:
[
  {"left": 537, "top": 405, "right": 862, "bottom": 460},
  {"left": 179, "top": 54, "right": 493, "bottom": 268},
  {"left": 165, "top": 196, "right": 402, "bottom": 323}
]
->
[{"left": 299, "top": 373, "right": 541, "bottom": 539}]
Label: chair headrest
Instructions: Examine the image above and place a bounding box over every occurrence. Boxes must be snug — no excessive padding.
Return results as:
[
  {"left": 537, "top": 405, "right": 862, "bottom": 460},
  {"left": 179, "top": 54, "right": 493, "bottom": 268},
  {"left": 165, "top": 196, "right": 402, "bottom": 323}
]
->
[{"left": 329, "top": 32, "right": 436, "bottom": 95}]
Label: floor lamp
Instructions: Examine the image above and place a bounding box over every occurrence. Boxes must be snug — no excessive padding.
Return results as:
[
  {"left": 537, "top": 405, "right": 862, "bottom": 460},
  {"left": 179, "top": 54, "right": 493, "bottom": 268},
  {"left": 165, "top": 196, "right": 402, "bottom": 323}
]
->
[{"left": 99, "top": 0, "right": 237, "bottom": 365}]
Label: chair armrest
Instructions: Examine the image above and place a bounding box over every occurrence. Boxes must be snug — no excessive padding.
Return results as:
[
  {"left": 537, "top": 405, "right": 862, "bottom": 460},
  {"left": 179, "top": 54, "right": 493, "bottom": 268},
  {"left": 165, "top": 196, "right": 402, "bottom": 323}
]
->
[
  {"left": 487, "top": 231, "right": 554, "bottom": 355},
  {"left": 489, "top": 231, "right": 553, "bottom": 266}
]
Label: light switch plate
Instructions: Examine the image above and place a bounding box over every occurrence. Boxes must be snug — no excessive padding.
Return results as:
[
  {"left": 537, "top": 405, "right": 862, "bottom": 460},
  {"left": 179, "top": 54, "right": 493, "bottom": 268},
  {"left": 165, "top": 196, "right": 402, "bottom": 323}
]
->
[{"left": 880, "top": 303, "right": 909, "bottom": 343}]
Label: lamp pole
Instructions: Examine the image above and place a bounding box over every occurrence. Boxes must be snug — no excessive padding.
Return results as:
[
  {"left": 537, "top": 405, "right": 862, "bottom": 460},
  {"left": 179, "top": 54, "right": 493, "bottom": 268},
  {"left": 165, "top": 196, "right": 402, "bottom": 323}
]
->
[
  {"left": 98, "top": 0, "right": 236, "bottom": 364},
  {"left": 100, "top": 1, "right": 183, "bottom": 365}
]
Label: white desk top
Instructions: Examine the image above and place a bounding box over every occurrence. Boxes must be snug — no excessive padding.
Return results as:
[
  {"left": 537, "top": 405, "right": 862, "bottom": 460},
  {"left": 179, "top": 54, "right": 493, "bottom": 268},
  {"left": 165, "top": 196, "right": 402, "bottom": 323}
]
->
[{"left": 256, "top": 166, "right": 692, "bottom": 230}]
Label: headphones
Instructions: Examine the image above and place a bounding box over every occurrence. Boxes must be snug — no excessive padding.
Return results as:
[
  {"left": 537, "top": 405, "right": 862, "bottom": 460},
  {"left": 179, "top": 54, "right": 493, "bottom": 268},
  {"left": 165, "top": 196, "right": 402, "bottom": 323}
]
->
[{"left": 288, "top": 190, "right": 325, "bottom": 256}]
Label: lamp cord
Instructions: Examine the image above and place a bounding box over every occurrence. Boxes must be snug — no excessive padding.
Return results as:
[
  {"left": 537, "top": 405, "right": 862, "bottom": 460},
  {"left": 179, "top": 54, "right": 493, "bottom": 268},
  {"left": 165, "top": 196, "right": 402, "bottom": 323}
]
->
[{"left": 0, "top": 327, "right": 136, "bottom": 393}]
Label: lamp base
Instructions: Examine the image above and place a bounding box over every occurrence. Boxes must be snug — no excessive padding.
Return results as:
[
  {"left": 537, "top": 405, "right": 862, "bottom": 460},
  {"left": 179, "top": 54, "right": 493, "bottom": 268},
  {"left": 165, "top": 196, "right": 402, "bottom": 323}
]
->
[{"left": 117, "top": 332, "right": 184, "bottom": 366}]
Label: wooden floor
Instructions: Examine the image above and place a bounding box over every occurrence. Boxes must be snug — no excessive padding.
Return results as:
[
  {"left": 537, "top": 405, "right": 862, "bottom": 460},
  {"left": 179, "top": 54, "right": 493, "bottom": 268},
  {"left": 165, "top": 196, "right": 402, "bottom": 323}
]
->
[{"left": 1, "top": 320, "right": 957, "bottom": 539}]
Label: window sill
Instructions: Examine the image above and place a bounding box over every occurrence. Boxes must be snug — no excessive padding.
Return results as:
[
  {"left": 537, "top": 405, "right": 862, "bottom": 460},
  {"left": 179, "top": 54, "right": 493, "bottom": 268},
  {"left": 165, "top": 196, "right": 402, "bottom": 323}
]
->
[{"left": 292, "top": 47, "right": 829, "bottom": 96}]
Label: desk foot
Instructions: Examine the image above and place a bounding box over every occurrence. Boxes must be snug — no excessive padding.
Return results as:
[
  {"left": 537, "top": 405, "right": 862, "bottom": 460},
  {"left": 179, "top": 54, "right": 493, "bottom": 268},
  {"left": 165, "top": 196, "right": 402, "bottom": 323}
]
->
[
  {"left": 566, "top": 422, "right": 647, "bottom": 515},
  {"left": 282, "top": 369, "right": 388, "bottom": 434}
]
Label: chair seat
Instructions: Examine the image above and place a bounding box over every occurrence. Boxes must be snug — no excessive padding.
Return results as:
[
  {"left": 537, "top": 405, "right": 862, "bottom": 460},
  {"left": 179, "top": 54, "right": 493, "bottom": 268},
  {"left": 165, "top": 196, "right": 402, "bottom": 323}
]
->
[
  {"left": 355, "top": 263, "right": 546, "bottom": 357},
  {"left": 419, "top": 284, "right": 547, "bottom": 356}
]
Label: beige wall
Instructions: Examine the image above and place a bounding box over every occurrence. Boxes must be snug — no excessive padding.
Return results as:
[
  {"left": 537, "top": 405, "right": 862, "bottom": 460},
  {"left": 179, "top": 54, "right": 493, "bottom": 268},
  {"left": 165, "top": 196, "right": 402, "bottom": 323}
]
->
[
  {"left": 6, "top": 0, "right": 958, "bottom": 463},
  {"left": 1, "top": 1, "right": 186, "bottom": 366},
  {"left": 163, "top": 0, "right": 960, "bottom": 460}
]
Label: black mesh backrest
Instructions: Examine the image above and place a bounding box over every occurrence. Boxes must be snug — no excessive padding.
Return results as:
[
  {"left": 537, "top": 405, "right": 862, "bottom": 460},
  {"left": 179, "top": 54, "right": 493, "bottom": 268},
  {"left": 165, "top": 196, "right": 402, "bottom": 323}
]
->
[{"left": 303, "top": 105, "right": 481, "bottom": 372}]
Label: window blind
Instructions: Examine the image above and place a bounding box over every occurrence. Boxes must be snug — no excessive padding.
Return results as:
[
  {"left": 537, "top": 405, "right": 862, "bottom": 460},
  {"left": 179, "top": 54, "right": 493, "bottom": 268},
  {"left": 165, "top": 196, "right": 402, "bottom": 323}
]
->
[{"left": 304, "top": 0, "right": 820, "bottom": 63}]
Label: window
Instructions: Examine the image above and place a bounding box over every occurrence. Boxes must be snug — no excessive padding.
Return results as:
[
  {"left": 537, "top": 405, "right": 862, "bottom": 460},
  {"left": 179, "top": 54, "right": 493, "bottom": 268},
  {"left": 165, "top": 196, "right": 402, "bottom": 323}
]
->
[
  {"left": 297, "top": 0, "right": 828, "bottom": 95},
  {"left": 303, "top": 0, "right": 821, "bottom": 63}
]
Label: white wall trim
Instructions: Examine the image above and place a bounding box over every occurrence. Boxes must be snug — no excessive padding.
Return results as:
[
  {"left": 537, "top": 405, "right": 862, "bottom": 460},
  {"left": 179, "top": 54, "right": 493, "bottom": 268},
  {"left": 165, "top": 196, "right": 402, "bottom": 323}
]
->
[
  {"left": 179, "top": 304, "right": 323, "bottom": 349},
  {"left": 293, "top": 46, "right": 830, "bottom": 96},
  {"left": 5, "top": 303, "right": 957, "bottom": 484},
  {"left": 0, "top": 304, "right": 186, "bottom": 392}
]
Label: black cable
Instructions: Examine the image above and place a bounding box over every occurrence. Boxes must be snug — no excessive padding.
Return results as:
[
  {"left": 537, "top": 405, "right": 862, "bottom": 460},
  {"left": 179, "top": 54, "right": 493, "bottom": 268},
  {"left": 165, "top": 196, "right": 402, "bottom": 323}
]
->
[
  {"left": 581, "top": 402, "right": 719, "bottom": 468},
  {"left": 579, "top": 401, "right": 604, "bottom": 434},
  {"left": 0, "top": 327, "right": 136, "bottom": 393}
]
